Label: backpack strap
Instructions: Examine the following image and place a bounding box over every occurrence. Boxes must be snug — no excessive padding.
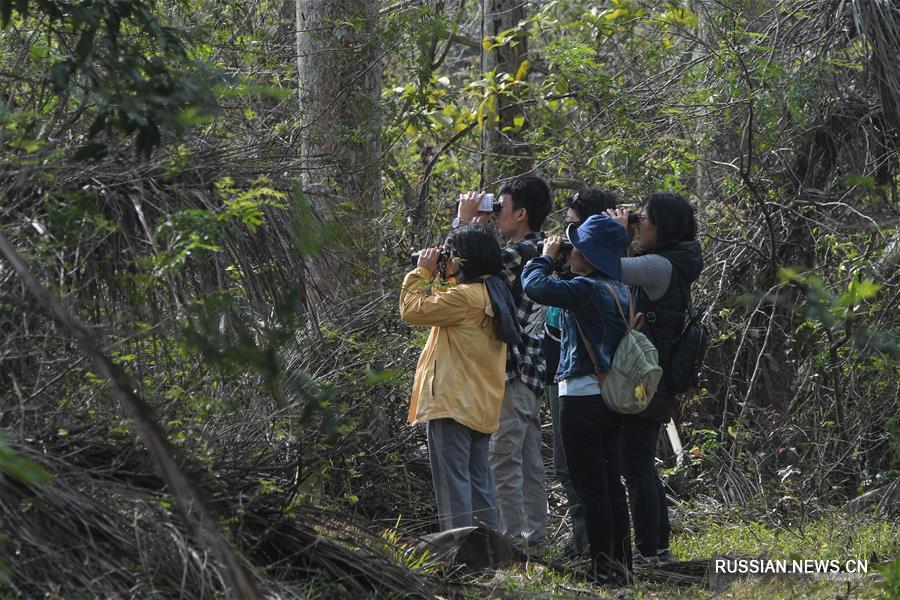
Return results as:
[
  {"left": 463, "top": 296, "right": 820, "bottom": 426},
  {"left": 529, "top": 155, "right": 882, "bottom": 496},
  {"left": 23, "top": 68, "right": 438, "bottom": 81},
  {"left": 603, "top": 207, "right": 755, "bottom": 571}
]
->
[
  {"left": 601, "top": 280, "right": 643, "bottom": 333},
  {"left": 574, "top": 319, "right": 607, "bottom": 387},
  {"left": 573, "top": 280, "right": 641, "bottom": 387}
]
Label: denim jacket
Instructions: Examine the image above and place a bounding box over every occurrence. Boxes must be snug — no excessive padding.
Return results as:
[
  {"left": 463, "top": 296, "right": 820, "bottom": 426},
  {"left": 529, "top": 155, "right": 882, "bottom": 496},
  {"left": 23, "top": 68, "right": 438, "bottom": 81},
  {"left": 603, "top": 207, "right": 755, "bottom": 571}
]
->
[{"left": 522, "top": 256, "right": 629, "bottom": 381}]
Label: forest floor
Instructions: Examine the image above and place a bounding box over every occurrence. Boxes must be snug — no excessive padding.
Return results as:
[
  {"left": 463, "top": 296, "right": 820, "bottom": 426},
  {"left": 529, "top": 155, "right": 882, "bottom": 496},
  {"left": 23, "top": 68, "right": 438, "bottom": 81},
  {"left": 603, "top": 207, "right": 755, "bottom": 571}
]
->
[{"left": 411, "top": 505, "right": 900, "bottom": 599}]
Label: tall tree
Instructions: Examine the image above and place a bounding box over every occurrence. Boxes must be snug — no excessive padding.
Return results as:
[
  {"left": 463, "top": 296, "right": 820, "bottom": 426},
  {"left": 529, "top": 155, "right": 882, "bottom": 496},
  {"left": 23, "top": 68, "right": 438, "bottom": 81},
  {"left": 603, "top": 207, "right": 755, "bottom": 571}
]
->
[
  {"left": 480, "top": 0, "right": 531, "bottom": 187},
  {"left": 295, "top": 0, "right": 383, "bottom": 278}
]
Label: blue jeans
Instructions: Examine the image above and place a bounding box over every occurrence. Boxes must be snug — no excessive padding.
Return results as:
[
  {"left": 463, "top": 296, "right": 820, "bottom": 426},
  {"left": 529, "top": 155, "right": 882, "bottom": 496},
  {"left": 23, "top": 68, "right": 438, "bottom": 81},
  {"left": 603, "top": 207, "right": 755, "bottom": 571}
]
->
[
  {"left": 547, "top": 383, "right": 588, "bottom": 550},
  {"left": 427, "top": 418, "right": 498, "bottom": 531}
]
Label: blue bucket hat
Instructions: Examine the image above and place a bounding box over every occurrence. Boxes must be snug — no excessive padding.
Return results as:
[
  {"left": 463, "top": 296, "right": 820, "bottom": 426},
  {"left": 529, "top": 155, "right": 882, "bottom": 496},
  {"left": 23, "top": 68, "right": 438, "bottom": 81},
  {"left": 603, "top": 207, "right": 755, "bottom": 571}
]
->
[{"left": 566, "top": 214, "right": 628, "bottom": 280}]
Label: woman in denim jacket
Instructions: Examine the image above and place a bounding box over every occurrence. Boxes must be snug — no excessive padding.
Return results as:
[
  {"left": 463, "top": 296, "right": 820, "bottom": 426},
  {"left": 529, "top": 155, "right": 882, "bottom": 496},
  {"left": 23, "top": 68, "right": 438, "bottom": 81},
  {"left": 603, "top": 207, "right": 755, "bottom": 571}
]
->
[{"left": 522, "top": 214, "right": 633, "bottom": 585}]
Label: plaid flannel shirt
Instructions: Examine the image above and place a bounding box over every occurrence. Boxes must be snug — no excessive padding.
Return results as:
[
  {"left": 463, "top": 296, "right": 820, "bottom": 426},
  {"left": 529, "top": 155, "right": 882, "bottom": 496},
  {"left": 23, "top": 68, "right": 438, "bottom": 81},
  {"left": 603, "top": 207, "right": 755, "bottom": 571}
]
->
[{"left": 500, "top": 232, "right": 546, "bottom": 396}]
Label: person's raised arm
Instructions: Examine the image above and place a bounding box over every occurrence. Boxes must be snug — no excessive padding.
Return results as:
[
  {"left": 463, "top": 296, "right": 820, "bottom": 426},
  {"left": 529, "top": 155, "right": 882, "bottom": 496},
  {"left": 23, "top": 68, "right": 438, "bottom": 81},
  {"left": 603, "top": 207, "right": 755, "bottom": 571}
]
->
[
  {"left": 522, "top": 237, "right": 590, "bottom": 310},
  {"left": 454, "top": 191, "right": 485, "bottom": 227},
  {"left": 620, "top": 255, "right": 671, "bottom": 301},
  {"left": 399, "top": 247, "right": 472, "bottom": 327}
]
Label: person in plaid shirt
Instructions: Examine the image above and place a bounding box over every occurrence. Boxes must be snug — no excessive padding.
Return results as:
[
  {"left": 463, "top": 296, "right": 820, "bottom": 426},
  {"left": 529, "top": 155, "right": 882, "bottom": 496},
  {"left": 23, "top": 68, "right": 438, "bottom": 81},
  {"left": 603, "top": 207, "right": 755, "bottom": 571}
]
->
[{"left": 455, "top": 175, "right": 552, "bottom": 548}]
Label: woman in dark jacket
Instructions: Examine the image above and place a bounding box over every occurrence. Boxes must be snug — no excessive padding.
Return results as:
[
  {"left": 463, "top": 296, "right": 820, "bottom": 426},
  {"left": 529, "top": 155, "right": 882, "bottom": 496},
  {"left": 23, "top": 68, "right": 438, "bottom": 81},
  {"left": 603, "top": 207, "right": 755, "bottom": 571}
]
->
[
  {"left": 607, "top": 193, "right": 702, "bottom": 564},
  {"left": 523, "top": 215, "right": 633, "bottom": 585}
]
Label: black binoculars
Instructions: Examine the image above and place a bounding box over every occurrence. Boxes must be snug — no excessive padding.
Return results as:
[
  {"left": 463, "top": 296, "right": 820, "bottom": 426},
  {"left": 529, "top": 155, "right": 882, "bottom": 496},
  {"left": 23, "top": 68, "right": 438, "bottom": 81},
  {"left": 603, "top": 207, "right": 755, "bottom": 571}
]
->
[
  {"left": 627, "top": 213, "right": 643, "bottom": 225},
  {"left": 410, "top": 247, "right": 450, "bottom": 266},
  {"left": 536, "top": 240, "right": 574, "bottom": 254}
]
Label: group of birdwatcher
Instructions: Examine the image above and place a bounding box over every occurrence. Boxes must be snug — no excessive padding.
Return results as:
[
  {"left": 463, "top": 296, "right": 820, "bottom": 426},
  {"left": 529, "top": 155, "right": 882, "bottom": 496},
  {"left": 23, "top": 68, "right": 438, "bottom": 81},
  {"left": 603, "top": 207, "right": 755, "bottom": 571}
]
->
[{"left": 398, "top": 174, "right": 703, "bottom": 586}]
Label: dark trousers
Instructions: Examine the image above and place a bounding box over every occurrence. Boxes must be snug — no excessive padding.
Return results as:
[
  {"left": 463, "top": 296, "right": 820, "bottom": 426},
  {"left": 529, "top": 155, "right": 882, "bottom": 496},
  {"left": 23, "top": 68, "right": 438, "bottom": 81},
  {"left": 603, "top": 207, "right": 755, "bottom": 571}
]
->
[
  {"left": 621, "top": 415, "right": 671, "bottom": 557},
  {"left": 547, "top": 384, "right": 587, "bottom": 550},
  {"left": 559, "top": 395, "right": 631, "bottom": 581}
]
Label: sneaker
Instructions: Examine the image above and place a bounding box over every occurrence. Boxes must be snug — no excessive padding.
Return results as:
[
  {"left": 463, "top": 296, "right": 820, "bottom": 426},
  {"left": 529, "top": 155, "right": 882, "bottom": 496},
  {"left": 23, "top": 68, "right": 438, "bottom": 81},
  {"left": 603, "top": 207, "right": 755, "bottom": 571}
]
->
[
  {"left": 631, "top": 547, "right": 657, "bottom": 566},
  {"left": 593, "top": 571, "right": 632, "bottom": 590},
  {"left": 656, "top": 548, "right": 675, "bottom": 563},
  {"left": 557, "top": 537, "right": 588, "bottom": 561}
]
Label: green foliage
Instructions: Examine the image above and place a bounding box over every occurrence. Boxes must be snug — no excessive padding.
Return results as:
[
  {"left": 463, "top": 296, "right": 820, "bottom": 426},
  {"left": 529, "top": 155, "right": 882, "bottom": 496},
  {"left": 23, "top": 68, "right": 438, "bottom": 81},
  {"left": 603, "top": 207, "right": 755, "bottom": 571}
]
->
[
  {"left": 0, "top": 434, "right": 50, "bottom": 485},
  {"left": 0, "top": 434, "right": 50, "bottom": 587},
  {"left": 674, "top": 514, "right": 900, "bottom": 564},
  {"left": 145, "top": 177, "right": 288, "bottom": 277},
  {"left": 777, "top": 266, "right": 897, "bottom": 356},
  {"left": 0, "top": 0, "right": 218, "bottom": 157},
  {"left": 378, "top": 519, "right": 437, "bottom": 574},
  {"left": 877, "top": 556, "right": 900, "bottom": 600}
]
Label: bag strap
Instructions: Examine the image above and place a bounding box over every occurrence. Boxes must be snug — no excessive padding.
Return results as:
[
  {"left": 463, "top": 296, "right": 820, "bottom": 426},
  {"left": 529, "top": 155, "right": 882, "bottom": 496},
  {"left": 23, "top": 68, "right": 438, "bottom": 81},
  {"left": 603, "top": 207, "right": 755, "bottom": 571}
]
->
[
  {"left": 574, "top": 319, "right": 607, "bottom": 387},
  {"left": 601, "top": 280, "right": 643, "bottom": 332},
  {"left": 672, "top": 261, "right": 697, "bottom": 319},
  {"left": 572, "top": 280, "right": 640, "bottom": 387}
]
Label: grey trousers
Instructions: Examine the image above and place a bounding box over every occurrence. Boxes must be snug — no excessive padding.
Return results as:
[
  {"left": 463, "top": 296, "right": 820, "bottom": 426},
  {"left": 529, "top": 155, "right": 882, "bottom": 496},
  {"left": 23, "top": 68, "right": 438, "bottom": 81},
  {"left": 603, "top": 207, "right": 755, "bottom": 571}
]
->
[
  {"left": 490, "top": 378, "right": 548, "bottom": 543},
  {"left": 427, "top": 418, "right": 498, "bottom": 531}
]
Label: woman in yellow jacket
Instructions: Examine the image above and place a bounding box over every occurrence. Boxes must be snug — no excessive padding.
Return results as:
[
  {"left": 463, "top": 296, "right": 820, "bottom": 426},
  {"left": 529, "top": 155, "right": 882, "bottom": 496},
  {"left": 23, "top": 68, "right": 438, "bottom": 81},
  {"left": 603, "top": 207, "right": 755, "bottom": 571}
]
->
[{"left": 400, "top": 226, "right": 520, "bottom": 531}]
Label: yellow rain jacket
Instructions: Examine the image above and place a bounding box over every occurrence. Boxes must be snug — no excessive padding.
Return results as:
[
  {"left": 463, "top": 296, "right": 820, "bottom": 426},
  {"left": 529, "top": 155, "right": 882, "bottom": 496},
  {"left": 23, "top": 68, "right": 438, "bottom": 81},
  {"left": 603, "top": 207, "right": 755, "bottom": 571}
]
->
[{"left": 399, "top": 267, "right": 507, "bottom": 434}]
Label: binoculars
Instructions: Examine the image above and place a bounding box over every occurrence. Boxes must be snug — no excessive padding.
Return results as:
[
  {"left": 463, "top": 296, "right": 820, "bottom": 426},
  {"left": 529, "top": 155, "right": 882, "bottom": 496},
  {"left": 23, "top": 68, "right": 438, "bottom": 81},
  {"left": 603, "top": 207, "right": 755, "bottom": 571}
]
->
[
  {"left": 627, "top": 213, "right": 643, "bottom": 225},
  {"left": 451, "top": 193, "right": 502, "bottom": 214},
  {"left": 537, "top": 240, "right": 573, "bottom": 254},
  {"left": 410, "top": 247, "right": 450, "bottom": 266}
]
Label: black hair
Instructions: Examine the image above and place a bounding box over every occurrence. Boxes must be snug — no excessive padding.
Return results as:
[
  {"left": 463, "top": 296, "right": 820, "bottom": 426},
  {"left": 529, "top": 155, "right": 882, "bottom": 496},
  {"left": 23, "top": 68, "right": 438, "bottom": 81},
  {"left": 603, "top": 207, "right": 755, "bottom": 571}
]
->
[
  {"left": 568, "top": 187, "right": 618, "bottom": 221},
  {"left": 498, "top": 175, "right": 552, "bottom": 232},
  {"left": 643, "top": 192, "right": 697, "bottom": 249},
  {"left": 445, "top": 225, "right": 503, "bottom": 281}
]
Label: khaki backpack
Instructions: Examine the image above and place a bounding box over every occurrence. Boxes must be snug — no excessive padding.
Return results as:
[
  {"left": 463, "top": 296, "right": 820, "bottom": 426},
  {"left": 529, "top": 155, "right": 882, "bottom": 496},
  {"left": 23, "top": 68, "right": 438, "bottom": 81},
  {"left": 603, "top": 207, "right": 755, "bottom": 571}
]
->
[{"left": 575, "top": 281, "right": 662, "bottom": 414}]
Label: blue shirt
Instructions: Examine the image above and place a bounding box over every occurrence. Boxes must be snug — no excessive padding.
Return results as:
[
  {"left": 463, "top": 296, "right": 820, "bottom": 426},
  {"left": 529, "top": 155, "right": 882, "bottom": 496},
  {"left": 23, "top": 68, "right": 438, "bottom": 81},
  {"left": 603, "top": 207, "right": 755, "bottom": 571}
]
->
[{"left": 522, "top": 256, "right": 629, "bottom": 382}]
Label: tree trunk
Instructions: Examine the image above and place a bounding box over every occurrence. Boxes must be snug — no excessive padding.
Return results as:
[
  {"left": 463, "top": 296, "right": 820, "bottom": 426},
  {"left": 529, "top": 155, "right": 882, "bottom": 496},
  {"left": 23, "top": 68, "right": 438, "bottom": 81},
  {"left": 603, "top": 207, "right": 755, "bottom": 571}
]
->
[
  {"left": 480, "top": 0, "right": 530, "bottom": 188},
  {"left": 291, "top": 0, "right": 383, "bottom": 489},
  {"left": 296, "top": 0, "right": 382, "bottom": 283}
]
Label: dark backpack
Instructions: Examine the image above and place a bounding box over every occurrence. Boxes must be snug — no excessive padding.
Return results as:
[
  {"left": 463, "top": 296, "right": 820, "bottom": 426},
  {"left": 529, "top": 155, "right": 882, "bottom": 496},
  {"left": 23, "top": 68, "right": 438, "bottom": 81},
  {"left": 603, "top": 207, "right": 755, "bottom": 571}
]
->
[{"left": 660, "top": 270, "right": 708, "bottom": 395}]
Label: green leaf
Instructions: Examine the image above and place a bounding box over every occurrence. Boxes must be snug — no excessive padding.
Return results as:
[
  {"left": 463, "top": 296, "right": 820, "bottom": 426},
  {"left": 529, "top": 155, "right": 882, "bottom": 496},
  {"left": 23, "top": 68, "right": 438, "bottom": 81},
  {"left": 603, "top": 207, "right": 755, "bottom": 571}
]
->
[
  {"left": 777, "top": 267, "right": 800, "bottom": 283},
  {"left": 513, "top": 114, "right": 525, "bottom": 128},
  {"left": 664, "top": 7, "right": 699, "bottom": 28},
  {"left": 0, "top": 437, "right": 51, "bottom": 485},
  {"left": 428, "top": 111, "right": 453, "bottom": 129},
  {"left": 364, "top": 368, "right": 403, "bottom": 386},
  {"left": 75, "top": 28, "right": 95, "bottom": 61},
  {"left": 514, "top": 59, "right": 530, "bottom": 82},
  {"left": 837, "top": 277, "right": 882, "bottom": 308},
  {"left": 841, "top": 175, "right": 876, "bottom": 189},
  {"left": 50, "top": 61, "right": 73, "bottom": 91}
]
